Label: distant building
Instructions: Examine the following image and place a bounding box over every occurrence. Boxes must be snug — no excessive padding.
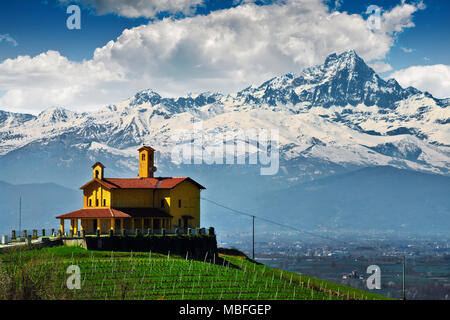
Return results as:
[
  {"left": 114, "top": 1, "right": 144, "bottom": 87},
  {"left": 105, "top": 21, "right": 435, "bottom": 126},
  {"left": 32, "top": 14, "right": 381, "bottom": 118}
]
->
[
  {"left": 342, "top": 270, "right": 363, "bottom": 280},
  {"left": 57, "top": 146, "right": 205, "bottom": 235}
]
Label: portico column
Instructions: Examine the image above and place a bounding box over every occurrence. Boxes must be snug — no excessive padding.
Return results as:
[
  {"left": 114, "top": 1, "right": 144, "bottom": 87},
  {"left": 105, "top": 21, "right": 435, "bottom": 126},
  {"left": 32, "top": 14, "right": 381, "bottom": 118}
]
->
[
  {"left": 120, "top": 218, "right": 124, "bottom": 233},
  {"left": 70, "top": 219, "right": 74, "bottom": 235},
  {"left": 60, "top": 219, "right": 64, "bottom": 235},
  {"left": 111, "top": 218, "right": 115, "bottom": 231},
  {"left": 131, "top": 218, "right": 135, "bottom": 231},
  {"left": 141, "top": 218, "right": 144, "bottom": 230},
  {"left": 73, "top": 219, "right": 78, "bottom": 235},
  {"left": 97, "top": 218, "right": 101, "bottom": 233}
]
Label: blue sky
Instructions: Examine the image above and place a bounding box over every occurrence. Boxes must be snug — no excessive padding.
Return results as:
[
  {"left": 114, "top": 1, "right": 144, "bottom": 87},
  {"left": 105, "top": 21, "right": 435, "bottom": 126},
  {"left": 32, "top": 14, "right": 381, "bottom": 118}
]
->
[
  {"left": 0, "top": 0, "right": 449, "bottom": 113},
  {"left": 0, "top": 1, "right": 144, "bottom": 62},
  {"left": 337, "top": 0, "right": 450, "bottom": 69}
]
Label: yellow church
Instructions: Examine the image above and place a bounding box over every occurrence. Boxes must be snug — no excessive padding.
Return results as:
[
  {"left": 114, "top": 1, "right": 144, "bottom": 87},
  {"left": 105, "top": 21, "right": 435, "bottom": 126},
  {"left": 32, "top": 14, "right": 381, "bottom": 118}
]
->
[{"left": 57, "top": 146, "right": 205, "bottom": 235}]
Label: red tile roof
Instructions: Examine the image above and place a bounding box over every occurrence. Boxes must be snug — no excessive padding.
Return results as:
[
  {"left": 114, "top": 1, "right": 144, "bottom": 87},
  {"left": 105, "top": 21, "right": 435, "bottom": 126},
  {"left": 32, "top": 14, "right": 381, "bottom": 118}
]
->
[
  {"left": 56, "top": 208, "right": 130, "bottom": 219},
  {"left": 80, "top": 177, "right": 205, "bottom": 190},
  {"left": 138, "top": 146, "right": 155, "bottom": 152},
  {"left": 56, "top": 207, "right": 172, "bottom": 219},
  {"left": 104, "top": 178, "right": 159, "bottom": 189}
]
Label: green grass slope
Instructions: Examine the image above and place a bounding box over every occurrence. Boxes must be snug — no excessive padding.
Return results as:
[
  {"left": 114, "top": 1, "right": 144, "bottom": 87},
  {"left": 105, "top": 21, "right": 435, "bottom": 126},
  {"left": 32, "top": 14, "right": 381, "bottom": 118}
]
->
[{"left": 0, "top": 246, "right": 390, "bottom": 300}]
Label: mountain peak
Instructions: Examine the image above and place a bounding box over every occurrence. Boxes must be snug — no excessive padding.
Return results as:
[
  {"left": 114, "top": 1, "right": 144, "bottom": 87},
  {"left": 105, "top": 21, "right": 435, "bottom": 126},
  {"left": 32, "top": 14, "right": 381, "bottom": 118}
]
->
[
  {"left": 220, "top": 49, "right": 424, "bottom": 109},
  {"left": 136, "top": 88, "right": 160, "bottom": 96},
  {"left": 286, "top": 49, "right": 419, "bottom": 108},
  {"left": 342, "top": 48, "right": 358, "bottom": 57},
  {"left": 37, "top": 106, "right": 73, "bottom": 123},
  {"left": 130, "top": 89, "right": 162, "bottom": 106},
  {"left": 38, "top": 106, "right": 70, "bottom": 117},
  {"left": 324, "top": 50, "right": 370, "bottom": 73}
]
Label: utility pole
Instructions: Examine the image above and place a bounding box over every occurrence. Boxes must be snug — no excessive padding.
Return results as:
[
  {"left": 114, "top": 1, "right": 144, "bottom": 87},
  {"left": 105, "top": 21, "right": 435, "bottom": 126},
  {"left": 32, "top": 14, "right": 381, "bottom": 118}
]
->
[
  {"left": 19, "top": 196, "right": 22, "bottom": 236},
  {"left": 402, "top": 256, "right": 406, "bottom": 300},
  {"left": 252, "top": 215, "right": 255, "bottom": 260}
]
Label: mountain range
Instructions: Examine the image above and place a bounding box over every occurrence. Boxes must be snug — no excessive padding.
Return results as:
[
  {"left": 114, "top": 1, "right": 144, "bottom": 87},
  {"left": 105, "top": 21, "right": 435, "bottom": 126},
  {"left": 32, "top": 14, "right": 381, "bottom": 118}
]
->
[{"left": 0, "top": 50, "right": 448, "bottom": 236}]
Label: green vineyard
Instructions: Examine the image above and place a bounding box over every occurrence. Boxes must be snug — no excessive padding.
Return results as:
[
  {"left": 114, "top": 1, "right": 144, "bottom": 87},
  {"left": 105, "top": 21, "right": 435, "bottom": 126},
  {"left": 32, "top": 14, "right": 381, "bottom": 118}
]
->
[{"left": 0, "top": 246, "right": 390, "bottom": 300}]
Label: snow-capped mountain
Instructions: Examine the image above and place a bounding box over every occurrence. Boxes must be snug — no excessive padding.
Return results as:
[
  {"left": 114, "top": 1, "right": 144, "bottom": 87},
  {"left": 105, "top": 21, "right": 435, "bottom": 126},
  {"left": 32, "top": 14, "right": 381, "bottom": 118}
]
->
[
  {"left": 0, "top": 50, "right": 448, "bottom": 189},
  {"left": 235, "top": 50, "right": 421, "bottom": 109}
]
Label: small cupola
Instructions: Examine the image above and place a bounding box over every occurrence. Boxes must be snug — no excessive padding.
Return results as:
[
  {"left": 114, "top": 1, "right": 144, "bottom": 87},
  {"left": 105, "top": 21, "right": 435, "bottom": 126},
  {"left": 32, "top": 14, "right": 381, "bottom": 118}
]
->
[{"left": 92, "top": 162, "right": 105, "bottom": 180}]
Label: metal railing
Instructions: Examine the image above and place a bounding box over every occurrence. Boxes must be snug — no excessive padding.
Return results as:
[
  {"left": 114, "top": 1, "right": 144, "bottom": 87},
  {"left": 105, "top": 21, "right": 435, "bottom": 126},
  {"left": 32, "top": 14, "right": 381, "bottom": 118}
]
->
[
  {"left": 62, "top": 227, "right": 210, "bottom": 237},
  {"left": 3, "top": 227, "right": 214, "bottom": 244}
]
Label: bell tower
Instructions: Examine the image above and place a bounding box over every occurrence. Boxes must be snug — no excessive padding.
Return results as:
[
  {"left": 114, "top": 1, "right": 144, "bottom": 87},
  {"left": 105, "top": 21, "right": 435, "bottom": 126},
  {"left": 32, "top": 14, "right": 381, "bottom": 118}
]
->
[
  {"left": 92, "top": 162, "right": 105, "bottom": 180},
  {"left": 138, "top": 146, "right": 157, "bottom": 178}
]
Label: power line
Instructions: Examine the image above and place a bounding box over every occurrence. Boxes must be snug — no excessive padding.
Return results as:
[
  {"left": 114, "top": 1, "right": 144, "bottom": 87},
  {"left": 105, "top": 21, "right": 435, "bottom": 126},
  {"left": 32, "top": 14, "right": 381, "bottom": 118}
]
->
[
  {"left": 19, "top": 196, "right": 22, "bottom": 236},
  {"left": 252, "top": 215, "right": 255, "bottom": 259},
  {"left": 402, "top": 255, "right": 406, "bottom": 300},
  {"left": 200, "top": 197, "right": 352, "bottom": 246}
]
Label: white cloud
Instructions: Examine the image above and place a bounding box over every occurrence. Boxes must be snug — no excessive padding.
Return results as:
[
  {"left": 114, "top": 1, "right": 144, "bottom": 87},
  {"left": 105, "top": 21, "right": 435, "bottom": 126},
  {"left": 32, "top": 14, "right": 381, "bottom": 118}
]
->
[
  {"left": 0, "top": 51, "right": 127, "bottom": 113},
  {"left": 379, "top": 1, "right": 423, "bottom": 34},
  {"left": 0, "top": 34, "right": 18, "bottom": 47},
  {"left": 59, "top": 0, "right": 205, "bottom": 18},
  {"left": 401, "top": 47, "right": 413, "bottom": 53},
  {"left": 369, "top": 61, "right": 393, "bottom": 73},
  {"left": 0, "top": 0, "right": 424, "bottom": 113},
  {"left": 390, "top": 64, "right": 450, "bottom": 99}
]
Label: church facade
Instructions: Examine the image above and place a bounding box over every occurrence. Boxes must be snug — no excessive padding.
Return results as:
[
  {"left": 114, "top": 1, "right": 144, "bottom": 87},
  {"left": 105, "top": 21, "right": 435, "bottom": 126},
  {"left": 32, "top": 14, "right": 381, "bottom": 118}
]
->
[{"left": 56, "top": 146, "right": 205, "bottom": 235}]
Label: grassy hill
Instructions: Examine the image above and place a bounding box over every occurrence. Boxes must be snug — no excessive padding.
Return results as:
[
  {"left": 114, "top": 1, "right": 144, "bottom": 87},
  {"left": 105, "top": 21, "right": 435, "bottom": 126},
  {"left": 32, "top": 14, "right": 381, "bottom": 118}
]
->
[{"left": 0, "top": 246, "right": 390, "bottom": 300}]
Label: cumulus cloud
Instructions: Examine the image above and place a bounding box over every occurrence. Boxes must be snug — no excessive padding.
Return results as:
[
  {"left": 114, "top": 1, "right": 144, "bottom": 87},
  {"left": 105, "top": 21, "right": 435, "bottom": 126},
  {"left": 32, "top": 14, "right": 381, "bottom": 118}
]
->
[
  {"left": 369, "top": 61, "right": 393, "bottom": 73},
  {"left": 0, "top": 0, "right": 424, "bottom": 113},
  {"left": 379, "top": 0, "right": 424, "bottom": 34},
  {"left": 59, "top": 0, "right": 205, "bottom": 18},
  {"left": 390, "top": 64, "right": 450, "bottom": 99}
]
